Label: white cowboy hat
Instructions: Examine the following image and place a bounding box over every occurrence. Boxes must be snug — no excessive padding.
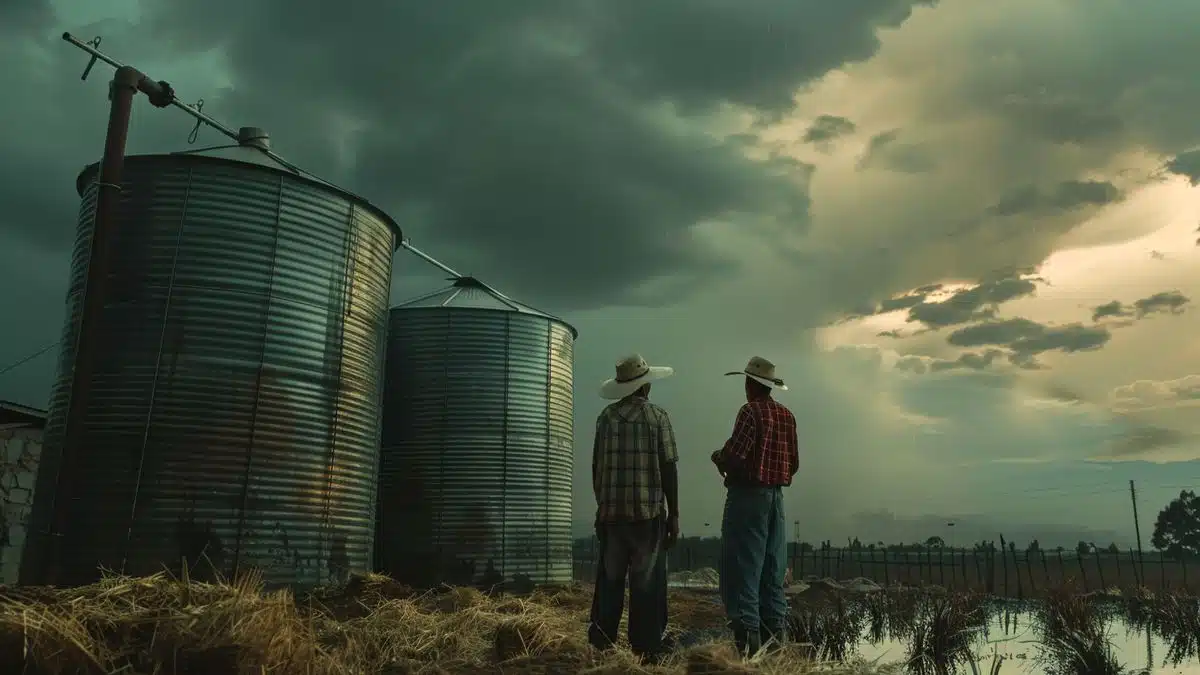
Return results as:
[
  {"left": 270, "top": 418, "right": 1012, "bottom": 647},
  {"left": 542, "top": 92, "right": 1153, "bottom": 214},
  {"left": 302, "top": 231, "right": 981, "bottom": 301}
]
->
[
  {"left": 600, "top": 353, "right": 674, "bottom": 400},
  {"left": 725, "top": 356, "right": 788, "bottom": 391}
]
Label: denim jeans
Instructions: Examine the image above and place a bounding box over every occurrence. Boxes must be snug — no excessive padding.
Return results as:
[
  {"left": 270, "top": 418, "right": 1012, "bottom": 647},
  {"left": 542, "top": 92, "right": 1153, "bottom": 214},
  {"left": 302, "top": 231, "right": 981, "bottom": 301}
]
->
[
  {"left": 588, "top": 515, "right": 668, "bottom": 657},
  {"left": 719, "top": 485, "right": 788, "bottom": 643}
]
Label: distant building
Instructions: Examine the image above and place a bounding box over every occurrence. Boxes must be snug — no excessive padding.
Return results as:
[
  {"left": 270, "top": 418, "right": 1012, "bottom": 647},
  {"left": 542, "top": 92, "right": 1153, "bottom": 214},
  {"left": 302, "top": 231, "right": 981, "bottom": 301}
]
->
[{"left": 0, "top": 400, "right": 46, "bottom": 584}]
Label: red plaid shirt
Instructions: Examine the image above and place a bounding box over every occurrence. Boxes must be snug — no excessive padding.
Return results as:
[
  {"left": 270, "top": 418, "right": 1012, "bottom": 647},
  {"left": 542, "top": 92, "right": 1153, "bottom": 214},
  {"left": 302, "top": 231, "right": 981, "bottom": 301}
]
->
[{"left": 714, "top": 397, "right": 798, "bottom": 487}]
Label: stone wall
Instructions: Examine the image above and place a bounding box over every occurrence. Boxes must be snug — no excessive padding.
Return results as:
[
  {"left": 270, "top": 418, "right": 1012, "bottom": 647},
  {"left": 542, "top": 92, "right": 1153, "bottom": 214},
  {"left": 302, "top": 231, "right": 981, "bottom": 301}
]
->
[{"left": 0, "top": 427, "right": 43, "bottom": 584}]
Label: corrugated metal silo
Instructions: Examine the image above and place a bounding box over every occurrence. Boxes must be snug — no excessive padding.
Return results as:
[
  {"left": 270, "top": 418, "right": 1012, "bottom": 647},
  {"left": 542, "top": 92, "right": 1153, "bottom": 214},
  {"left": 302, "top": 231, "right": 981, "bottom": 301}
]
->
[
  {"left": 377, "top": 277, "right": 576, "bottom": 586},
  {"left": 22, "top": 129, "right": 398, "bottom": 587}
]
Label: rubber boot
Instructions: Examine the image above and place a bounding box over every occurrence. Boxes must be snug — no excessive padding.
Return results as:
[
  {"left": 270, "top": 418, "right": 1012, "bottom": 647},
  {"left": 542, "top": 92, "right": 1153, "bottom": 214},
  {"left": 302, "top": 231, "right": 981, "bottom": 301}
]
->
[
  {"left": 760, "top": 624, "right": 785, "bottom": 654},
  {"left": 732, "top": 623, "right": 763, "bottom": 658}
]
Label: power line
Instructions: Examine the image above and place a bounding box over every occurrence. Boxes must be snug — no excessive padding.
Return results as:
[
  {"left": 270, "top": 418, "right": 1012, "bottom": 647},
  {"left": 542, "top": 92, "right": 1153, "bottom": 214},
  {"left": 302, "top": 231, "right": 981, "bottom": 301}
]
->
[
  {"left": 975, "top": 477, "right": 1200, "bottom": 501},
  {"left": 1012, "top": 487, "right": 1127, "bottom": 501},
  {"left": 0, "top": 340, "right": 60, "bottom": 379}
]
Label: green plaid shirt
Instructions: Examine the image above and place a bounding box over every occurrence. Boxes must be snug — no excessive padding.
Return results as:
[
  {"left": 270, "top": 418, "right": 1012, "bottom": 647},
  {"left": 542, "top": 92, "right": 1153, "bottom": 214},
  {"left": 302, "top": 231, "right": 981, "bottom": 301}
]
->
[{"left": 592, "top": 395, "right": 679, "bottom": 524}]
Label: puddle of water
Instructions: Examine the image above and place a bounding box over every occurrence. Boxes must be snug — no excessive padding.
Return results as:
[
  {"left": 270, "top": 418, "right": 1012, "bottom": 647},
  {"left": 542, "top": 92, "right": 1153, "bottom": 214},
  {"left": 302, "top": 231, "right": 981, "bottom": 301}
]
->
[
  {"left": 665, "top": 591, "right": 1200, "bottom": 674},
  {"left": 858, "top": 610, "right": 1200, "bottom": 674}
]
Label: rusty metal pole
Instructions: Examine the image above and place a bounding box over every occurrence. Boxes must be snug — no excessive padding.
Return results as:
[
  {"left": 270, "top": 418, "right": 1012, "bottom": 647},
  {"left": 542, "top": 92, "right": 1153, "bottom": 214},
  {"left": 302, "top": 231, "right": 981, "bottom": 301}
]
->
[{"left": 41, "top": 66, "right": 145, "bottom": 586}]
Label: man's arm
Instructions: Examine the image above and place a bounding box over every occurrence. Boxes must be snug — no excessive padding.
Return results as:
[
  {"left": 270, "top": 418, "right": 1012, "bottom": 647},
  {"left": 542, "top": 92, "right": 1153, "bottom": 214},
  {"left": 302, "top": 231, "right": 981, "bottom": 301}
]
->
[
  {"left": 658, "top": 411, "right": 680, "bottom": 519},
  {"left": 788, "top": 415, "right": 799, "bottom": 479},
  {"left": 715, "top": 404, "right": 756, "bottom": 465},
  {"left": 592, "top": 414, "right": 606, "bottom": 503}
]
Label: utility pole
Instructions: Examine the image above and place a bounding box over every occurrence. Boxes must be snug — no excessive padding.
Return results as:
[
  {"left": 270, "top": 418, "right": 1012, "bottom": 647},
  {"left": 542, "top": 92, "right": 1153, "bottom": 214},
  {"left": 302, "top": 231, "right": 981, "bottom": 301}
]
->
[{"left": 1130, "top": 480, "right": 1145, "bottom": 583}]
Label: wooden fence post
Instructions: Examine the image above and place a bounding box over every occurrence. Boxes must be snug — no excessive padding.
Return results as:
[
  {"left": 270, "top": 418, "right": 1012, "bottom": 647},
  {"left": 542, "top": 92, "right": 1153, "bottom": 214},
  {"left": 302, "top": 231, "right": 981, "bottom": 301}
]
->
[
  {"left": 1160, "top": 552, "right": 1167, "bottom": 590},
  {"left": 1000, "top": 536, "right": 1010, "bottom": 598},
  {"left": 1041, "top": 550, "right": 1050, "bottom": 586},
  {"left": 987, "top": 547, "right": 996, "bottom": 594},
  {"left": 1077, "top": 550, "right": 1089, "bottom": 591},
  {"left": 1012, "top": 546, "right": 1024, "bottom": 599},
  {"left": 1094, "top": 550, "right": 1106, "bottom": 590},
  {"left": 882, "top": 549, "right": 890, "bottom": 586},
  {"left": 1057, "top": 549, "right": 1066, "bottom": 589},
  {"left": 1128, "top": 548, "right": 1140, "bottom": 587}
]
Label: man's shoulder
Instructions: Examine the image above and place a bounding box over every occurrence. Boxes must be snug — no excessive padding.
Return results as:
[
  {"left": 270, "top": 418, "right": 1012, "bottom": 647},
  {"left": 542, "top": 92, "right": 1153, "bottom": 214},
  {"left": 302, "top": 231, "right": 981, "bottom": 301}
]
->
[
  {"left": 770, "top": 400, "right": 797, "bottom": 422},
  {"left": 745, "top": 399, "right": 795, "bottom": 419},
  {"left": 643, "top": 400, "right": 671, "bottom": 415}
]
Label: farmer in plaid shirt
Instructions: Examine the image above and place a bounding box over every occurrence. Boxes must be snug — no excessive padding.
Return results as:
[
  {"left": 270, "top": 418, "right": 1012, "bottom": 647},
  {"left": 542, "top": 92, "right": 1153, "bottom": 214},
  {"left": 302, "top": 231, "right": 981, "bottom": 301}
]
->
[
  {"left": 588, "top": 354, "right": 680, "bottom": 663},
  {"left": 711, "top": 356, "right": 799, "bottom": 657}
]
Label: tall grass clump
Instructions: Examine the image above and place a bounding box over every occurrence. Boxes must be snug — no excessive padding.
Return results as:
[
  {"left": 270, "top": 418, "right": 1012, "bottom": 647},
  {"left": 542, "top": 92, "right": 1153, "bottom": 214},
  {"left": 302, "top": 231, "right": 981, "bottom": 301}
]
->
[
  {"left": 1123, "top": 589, "right": 1200, "bottom": 666},
  {"left": 787, "top": 594, "right": 865, "bottom": 662},
  {"left": 862, "top": 590, "right": 921, "bottom": 643},
  {"left": 1034, "top": 588, "right": 1125, "bottom": 675},
  {"left": 905, "top": 593, "right": 990, "bottom": 675}
]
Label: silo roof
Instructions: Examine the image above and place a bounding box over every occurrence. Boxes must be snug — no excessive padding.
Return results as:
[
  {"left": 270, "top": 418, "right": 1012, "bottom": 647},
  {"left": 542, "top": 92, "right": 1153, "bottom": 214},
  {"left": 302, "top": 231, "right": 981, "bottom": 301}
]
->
[
  {"left": 73, "top": 139, "right": 404, "bottom": 246},
  {"left": 393, "top": 276, "right": 578, "bottom": 339}
]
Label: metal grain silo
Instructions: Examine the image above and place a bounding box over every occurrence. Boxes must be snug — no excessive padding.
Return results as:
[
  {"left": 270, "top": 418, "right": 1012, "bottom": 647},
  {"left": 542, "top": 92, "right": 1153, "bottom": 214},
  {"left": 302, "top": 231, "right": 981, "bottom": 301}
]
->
[
  {"left": 22, "top": 129, "right": 398, "bottom": 587},
  {"left": 377, "top": 277, "right": 576, "bottom": 586}
]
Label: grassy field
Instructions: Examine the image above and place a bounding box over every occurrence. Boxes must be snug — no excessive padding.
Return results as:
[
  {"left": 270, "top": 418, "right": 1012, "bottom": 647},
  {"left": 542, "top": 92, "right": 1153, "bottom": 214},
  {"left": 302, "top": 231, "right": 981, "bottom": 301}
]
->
[{"left": 1, "top": 572, "right": 1197, "bottom": 674}]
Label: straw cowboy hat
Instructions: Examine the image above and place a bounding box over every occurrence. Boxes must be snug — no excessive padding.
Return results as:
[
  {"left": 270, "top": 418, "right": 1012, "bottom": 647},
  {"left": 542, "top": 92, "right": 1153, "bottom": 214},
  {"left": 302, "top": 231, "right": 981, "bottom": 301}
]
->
[
  {"left": 600, "top": 354, "right": 674, "bottom": 399},
  {"left": 725, "top": 356, "right": 788, "bottom": 391}
]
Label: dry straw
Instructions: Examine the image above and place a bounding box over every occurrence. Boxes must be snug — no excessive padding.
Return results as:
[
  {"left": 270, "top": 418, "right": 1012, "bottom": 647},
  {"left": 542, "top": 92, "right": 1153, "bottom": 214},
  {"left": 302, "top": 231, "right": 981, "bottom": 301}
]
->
[{"left": 0, "top": 571, "right": 892, "bottom": 674}]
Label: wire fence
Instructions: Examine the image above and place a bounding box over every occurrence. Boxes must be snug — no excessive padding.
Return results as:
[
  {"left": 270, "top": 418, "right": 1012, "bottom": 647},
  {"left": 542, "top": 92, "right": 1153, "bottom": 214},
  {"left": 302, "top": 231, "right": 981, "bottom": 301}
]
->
[{"left": 572, "top": 539, "right": 1200, "bottom": 598}]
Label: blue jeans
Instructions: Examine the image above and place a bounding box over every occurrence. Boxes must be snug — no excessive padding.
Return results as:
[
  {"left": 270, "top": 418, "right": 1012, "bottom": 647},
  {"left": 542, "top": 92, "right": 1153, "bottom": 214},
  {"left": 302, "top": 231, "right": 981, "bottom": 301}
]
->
[
  {"left": 588, "top": 516, "right": 668, "bottom": 657},
  {"left": 720, "top": 485, "right": 788, "bottom": 639}
]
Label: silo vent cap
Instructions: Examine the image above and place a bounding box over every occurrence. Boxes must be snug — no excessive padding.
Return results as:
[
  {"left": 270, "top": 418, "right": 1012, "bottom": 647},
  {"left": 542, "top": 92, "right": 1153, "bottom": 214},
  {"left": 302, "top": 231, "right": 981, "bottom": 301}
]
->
[{"left": 237, "top": 127, "right": 270, "bottom": 151}]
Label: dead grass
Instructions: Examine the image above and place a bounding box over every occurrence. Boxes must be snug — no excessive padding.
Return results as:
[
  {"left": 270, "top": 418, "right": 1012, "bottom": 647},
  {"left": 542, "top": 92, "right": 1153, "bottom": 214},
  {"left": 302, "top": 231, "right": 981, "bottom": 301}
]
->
[
  {"left": 1034, "top": 587, "right": 1125, "bottom": 675},
  {"left": 904, "top": 593, "right": 989, "bottom": 675},
  {"left": 0, "top": 572, "right": 891, "bottom": 675},
  {"left": 1122, "top": 587, "right": 1200, "bottom": 665}
]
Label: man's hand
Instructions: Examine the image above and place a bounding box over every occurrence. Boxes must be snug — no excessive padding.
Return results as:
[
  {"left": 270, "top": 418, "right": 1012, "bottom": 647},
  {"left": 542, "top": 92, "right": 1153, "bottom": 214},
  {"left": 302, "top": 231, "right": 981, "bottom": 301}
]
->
[
  {"left": 710, "top": 450, "right": 727, "bottom": 478},
  {"left": 665, "top": 514, "right": 680, "bottom": 549}
]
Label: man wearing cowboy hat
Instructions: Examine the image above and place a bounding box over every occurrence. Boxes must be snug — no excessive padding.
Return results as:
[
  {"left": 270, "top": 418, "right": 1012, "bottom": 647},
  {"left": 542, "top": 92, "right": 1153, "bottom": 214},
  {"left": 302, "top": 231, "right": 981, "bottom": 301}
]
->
[
  {"left": 588, "top": 354, "right": 680, "bottom": 662},
  {"left": 711, "top": 356, "right": 799, "bottom": 657}
]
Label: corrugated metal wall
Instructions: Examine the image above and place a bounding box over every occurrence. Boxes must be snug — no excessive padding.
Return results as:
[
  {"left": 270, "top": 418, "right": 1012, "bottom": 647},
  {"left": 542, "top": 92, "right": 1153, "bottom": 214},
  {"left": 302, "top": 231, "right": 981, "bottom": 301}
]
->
[
  {"left": 377, "top": 308, "right": 575, "bottom": 586},
  {"left": 21, "top": 154, "right": 396, "bottom": 587}
]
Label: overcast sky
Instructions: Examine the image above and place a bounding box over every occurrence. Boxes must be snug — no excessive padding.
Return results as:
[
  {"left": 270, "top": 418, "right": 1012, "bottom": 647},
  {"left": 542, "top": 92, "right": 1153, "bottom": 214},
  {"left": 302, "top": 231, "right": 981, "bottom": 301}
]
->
[{"left": 3, "top": 0, "right": 1200, "bottom": 547}]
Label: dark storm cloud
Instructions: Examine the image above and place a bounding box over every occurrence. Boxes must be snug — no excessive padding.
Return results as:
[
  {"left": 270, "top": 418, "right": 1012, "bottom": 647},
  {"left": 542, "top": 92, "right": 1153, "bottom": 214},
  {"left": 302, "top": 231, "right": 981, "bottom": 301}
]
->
[
  {"left": 894, "top": 349, "right": 1005, "bottom": 374},
  {"left": 947, "top": 318, "right": 1110, "bottom": 364},
  {"left": 856, "top": 129, "right": 937, "bottom": 173},
  {"left": 987, "top": 180, "right": 1122, "bottom": 217},
  {"left": 1090, "top": 290, "right": 1190, "bottom": 322},
  {"left": 133, "top": 0, "right": 929, "bottom": 309},
  {"left": 1106, "top": 425, "right": 1190, "bottom": 458},
  {"left": 803, "top": 115, "right": 857, "bottom": 145},
  {"left": 1133, "top": 291, "right": 1190, "bottom": 317},
  {"left": 1166, "top": 149, "right": 1200, "bottom": 185},
  {"left": 907, "top": 276, "right": 1039, "bottom": 328},
  {"left": 861, "top": 274, "right": 1039, "bottom": 329},
  {"left": 582, "top": 0, "right": 936, "bottom": 113},
  {"left": 1091, "top": 300, "right": 1126, "bottom": 322},
  {"left": 0, "top": 0, "right": 52, "bottom": 32},
  {"left": 1002, "top": 98, "right": 1126, "bottom": 146}
]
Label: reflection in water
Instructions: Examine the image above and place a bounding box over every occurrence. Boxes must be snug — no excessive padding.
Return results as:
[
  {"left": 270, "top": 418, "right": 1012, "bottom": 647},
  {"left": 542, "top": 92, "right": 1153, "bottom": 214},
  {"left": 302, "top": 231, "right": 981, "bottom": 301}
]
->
[{"left": 782, "top": 591, "right": 1200, "bottom": 674}]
